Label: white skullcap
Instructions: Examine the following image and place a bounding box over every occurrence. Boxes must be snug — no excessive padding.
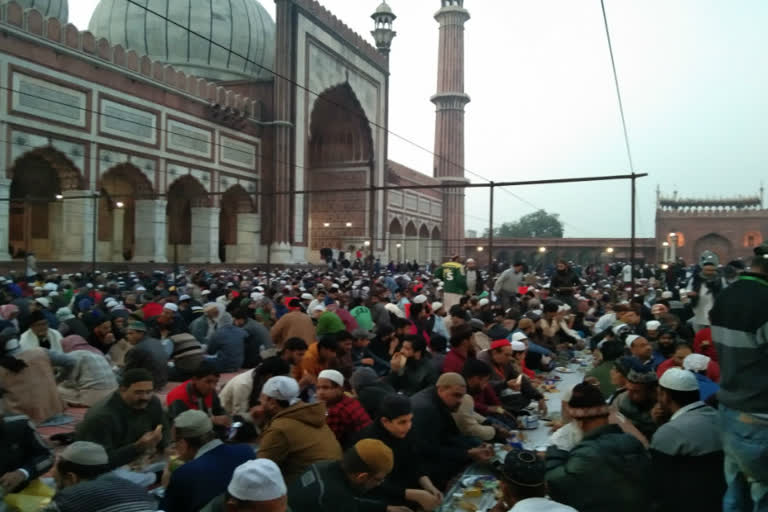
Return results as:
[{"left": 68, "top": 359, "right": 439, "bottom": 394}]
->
[
  {"left": 432, "top": 302, "right": 443, "bottom": 312},
  {"left": 413, "top": 294, "right": 427, "bottom": 304},
  {"left": 312, "top": 304, "right": 326, "bottom": 313},
  {"left": 625, "top": 334, "right": 641, "bottom": 348},
  {"left": 683, "top": 353, "right": 710, "bottom": 373},
  {"left": 43, "top": 282, "right": 58, "bottom": 292},
  {"left": 201, "top": 290, "right": 211, "bottom": 296},
  {"left": 511, "top": 331, "right": 528, "bottom": 342},
  {"left": 35, "top": 297, "right": 50, "bottom": 308},
  {"left": 250, "top": 292, "right": 264, "bottom": 301},
  {"left": 478, "top": 298, "right": 490, "bottom": 307},
  {"left": 179, "top": 294, "right": 191, "bottom": 301},
  {"left": 228, "top": 459, "right": 286, "bottom": 502},
  {"left": 262, "top": 376, "right": 300, "bottom": 405},
  {"left": 318, "top": 369, "right": 344, "bottom": 387},
  {"left": 466, "top": 258, "right": 475, "bottom": 264},
  {"left": 301, "top": 293, "right": 313, "bottom": 300},
  {"left": 61, "top": 441, "right": 109, "bottom": 466},
  {"left": 659, "top": 368, "right": 699, "bottom": 392},
  {"left": 163, "top": 302, "right": 179, "bottom": 312},
  {"left": 612, "top": 323, "right": 629, "bottom": 336},
  {"left": 646, "top": 320, "right": 661, "bottom": 330},
  {"left": 510, "top": 340, "right": 527, "bottom": 352},
  {"left": 661, "top": 291, "right": 674, "bottom": 299}
]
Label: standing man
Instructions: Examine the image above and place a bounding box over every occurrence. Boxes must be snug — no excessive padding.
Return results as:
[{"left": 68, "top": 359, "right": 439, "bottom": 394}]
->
[
  {"left": 550, "top": 260, "right": 580, "bottom": 309},
  {"left": 464, "top": 259, "right": 484, "bottom": 297},
  {"left": 494, "top": 262, "right": 525, "bottom": 310},
  {"left": 710, "top": 242, "right": 768, "bottom": 511},
  {"left": 686, "top": 251, "right": 726, "bottom": 333},
  {"left": 434, "top": 256, "right": 467, "bottom": 311}
]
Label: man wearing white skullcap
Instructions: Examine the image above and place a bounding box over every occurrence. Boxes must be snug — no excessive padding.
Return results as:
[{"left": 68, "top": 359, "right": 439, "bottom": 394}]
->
[
  {"left": 627, "top": 334, "right": 664, "bottom": 370},
  {"left": 683, "top": 353, "right": 720, "bottom": 402},
  {"left": 257, "top": 376, "right": 342, "bottom": 483},
  {"left": 225, "top": 459, "right": 287, "bottom": 511},
  {"left": 651, "top": 368, "right": 724, "bottom": 512},
  {"left": 316, "top": 369, "right": 372, "bottom": 446},
  {"left": 645, "top": 320, "right": 661, "bottom": 341},
  {"left": 48, "top": 441, "right": 156, "bottom": 512}
]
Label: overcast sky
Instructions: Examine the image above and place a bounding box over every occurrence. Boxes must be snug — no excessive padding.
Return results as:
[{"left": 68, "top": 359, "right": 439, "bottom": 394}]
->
[{"left": 69, "top": 1, "right": 768, "bottom": 238}]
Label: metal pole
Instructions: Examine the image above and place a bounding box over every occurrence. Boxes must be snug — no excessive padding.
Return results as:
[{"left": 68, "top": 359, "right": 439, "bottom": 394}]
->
[
  {"left": 91, "top": 193, "right": 98, "bottom": 275},
  {"left": 630, "top": 174, "right": 636, "bottom": 295},
  {"left": 488, "top": 182, "right": 495, "bottom": 278}
]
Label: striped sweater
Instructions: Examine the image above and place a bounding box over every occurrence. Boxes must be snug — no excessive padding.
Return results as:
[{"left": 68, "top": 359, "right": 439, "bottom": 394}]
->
[{"left": 42, "top": 475, "right": 156, "bottom": 512}]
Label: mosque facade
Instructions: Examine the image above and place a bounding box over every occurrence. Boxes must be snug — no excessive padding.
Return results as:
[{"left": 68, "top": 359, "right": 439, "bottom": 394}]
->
[{"left": 0, "top": 0, "right": 456, "bottom": 267}]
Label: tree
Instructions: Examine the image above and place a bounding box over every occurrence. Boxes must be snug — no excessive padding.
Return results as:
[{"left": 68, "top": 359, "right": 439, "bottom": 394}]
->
[{"left": 483, "top": 209, "right": 564, "bottom": 238}]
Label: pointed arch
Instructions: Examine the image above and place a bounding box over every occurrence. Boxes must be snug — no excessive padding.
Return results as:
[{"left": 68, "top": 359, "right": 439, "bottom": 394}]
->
[
  {"left": 405, "top": 221, "right": 418, "bottom": 237},
  {"left": 166, "top": 175, "right": 209, "bottom": 245}
]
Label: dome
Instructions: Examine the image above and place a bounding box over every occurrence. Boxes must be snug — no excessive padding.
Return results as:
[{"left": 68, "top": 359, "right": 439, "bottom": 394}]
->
[
  {"left": 2, "top": 0, "right": 68, "bottom": 22},
  {"left": 87, "top": 0, "right": 275, "bottom": 82}
]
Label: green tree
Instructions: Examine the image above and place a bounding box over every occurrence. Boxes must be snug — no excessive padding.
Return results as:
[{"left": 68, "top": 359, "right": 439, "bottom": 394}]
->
[{"left": 483, "top": 210, "right": 564, "bottom": 238}]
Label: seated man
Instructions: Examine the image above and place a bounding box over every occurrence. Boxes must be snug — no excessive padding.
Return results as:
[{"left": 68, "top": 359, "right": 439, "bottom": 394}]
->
[
  {"left": 386, "top": 335, "right": 438, "bottom": 396},
  {"left": 288, "top": 439, "right": 404, "bottom": 512},
  {"left": 44, "top": 441, "right": 156, "bottom": 512},
  {"left": 492, "top": 448, "right": 576, "bottom": 512},
  {"left": 351, "top": 327, "right": 389, "bottom": 376},
  {"left": 206, "top": 313, "right": 248, "bottom": 372},
  {"left": 160, "top": 410, "right": 255, "bottom": 512},
  {"left": 166, "top": 361, "right": 232, "bottom": 433},
  {"left": 75, "top": 368, "right": 170, "bottom": 469},
  {"left": 626, "top": 334, "right": 665, "bottom": 370},
  {"left": 546, "top": 383, "right": 652, "bottom": 512},
  {"left": 611, "top": 363, "right": 659, "bottom": 440},
  {"left": 19, "top": 310, "right": 63, "bottom": 352},
  {"left": 316, "top": 369, "right": 372, "bottom": 447},
  {"left": 650, "top": 368, "right": 724, "bottom": 512},
  {"left": 477, "top": 339, "right": 546, "bottom": 416},
  {"left": 221, "top": 459, "right": 288, "bottom": 512},
  {"left": 301, "top": 334, "right": 339, "bottom": 379},
  {"left": 123, "top": 320, "right": 169, "bottom": 391},
  {"left": 354, "top": 394, "right": 444, "bottom": 511},
  {"left": 257, "top": 376, "right": 342, "bottom": 483},
  {"left": 0, "top": 413, "right": 55, "bottom": 495},
  {"left": 410, "top": 373, "right": 493, "bottom": 489}
]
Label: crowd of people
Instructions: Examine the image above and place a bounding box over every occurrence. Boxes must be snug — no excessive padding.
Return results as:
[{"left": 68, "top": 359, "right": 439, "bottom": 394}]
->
[{"left": 0, "top": 241, "right": 766, "bottom": 512}]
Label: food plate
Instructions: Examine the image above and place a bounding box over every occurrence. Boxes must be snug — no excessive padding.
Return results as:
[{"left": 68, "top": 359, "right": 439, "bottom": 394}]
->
[{"left": 555, "top": 367, "right": 574, "bottom": 373}]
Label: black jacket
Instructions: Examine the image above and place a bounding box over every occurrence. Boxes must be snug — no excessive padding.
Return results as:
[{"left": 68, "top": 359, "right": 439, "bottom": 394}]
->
[
  {"left": 287, "top": 461, "right": 386, "bottom": 512},
  {"left": 0, "top": 414, "right": 55, "bottom": 492},
  {"left": 353, "top": 420, "right": 426, "bottom": 503},
  {"left": 410, "top": 387, "right": 471, "bottom": 467}
]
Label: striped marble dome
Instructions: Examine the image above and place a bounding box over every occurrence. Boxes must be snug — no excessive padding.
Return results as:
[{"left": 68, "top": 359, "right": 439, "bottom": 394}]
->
[
  {"left": 88, "top": 0, "right": 275, "bottom": 81},
  {"left": 2, "top": 0, "right": 68, "bottom": 22}
]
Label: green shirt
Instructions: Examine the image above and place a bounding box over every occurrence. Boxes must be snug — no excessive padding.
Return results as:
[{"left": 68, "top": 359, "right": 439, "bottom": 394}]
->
[{"left": 435, "top": 262, "right": 467, "bottom": 295}]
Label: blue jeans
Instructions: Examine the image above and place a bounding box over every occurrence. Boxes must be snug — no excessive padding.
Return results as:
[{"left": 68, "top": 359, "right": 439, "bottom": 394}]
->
[{"left": 719, "top": 405, "right": 768, "bottom": 511}]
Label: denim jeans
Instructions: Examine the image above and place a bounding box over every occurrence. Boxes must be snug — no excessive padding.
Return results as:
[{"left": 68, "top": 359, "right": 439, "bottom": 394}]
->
[{"left": 719, "top": 405, "right": 768, "bottom": 511}]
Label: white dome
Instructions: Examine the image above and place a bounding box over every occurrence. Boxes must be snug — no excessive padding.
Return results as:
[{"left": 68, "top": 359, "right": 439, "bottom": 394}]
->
[
  {"left": 2, "top": 0, "right": 68, "bottom": 22},
  {"left": 88, "top": 0, "right": 275, "bottom": 81}
]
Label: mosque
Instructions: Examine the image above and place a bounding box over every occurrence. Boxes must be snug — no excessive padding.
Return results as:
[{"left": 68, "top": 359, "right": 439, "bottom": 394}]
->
[{"left": 0, "top": 0, "right": 472, "bottom": 267}]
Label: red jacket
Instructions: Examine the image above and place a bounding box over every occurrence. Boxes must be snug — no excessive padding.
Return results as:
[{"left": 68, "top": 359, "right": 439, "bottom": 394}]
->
[
  {"left": 166, "top": 380, "right": 215, "bottom": 411},
  {"left": 656, "top": 358, "right": 720, "bottom": 383},
  {"left": 442, "top": 349, "right": 469, "bottom": 374},
  {"left": 693, "top": 327, "right": 719, "bottom": 362},
  {"left": 471, "top": 385, "right": 502, "bottom": 416}
]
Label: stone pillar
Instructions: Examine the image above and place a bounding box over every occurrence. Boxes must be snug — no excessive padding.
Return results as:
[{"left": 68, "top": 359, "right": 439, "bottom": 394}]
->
[
  {"left": 233, "top": 213, "right": 263, "bottom": 263},
  {"left": 111, "top": 208, "right": 125, "bottom": 262},
  {"left": 190, "top": 207, "right": 221, "bottom": 263},
  {"left": 432, "top": 1, "right": 471, "bottom": 258},
  {"left": 0, "top": 178, "right": 13, "bottom": 261},
  {"left": 271, "top": 0, "right": 295, "bottom": 253},
  {"left": 405, "top": 236, "right": 419, "bottom": 264},
  {"left": 134, "top": 199, "right": 168, "bottom": 263},
  {"left": 57, "top": 191, "right": 95, "bottom": 262}
]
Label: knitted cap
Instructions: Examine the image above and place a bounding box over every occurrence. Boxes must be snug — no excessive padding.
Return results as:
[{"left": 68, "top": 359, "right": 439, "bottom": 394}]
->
[
  {"left": 436, "top": 372, "right": 466, "bottom": 388},
  {"left": 61, "top": 441, "right": 109, "bottom": 466},
  {"left": 354, "top": 439, "right": 394, "bottom": 475},
  {"left": 502, "top": 448, "right": 546, "bottom": 487}
]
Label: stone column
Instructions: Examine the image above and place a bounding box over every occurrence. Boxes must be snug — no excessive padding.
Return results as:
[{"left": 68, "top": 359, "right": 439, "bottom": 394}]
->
[
  {"left": 271, "top": 0, "right": 295, "bottom": 258},
  {"left": 405, "top": 235, "right": 419, "bottom": 264},
  {"left": 190, "top": 207, "right": 221, "bottom": 264},
  {"left": 111, "top": 207, "right": 125, "bottom": 262},
  {"left": 234, "top": 213, "right": 263, "bottom": 263},
  {"left": 134, "top": 199, "right": 168, "bottom": 263},
  {"left": 0, "top": 178, "right": 13, "bottom": 261},
  {"left": 57, "top": 191, "right": 94, "bottom": 262}
]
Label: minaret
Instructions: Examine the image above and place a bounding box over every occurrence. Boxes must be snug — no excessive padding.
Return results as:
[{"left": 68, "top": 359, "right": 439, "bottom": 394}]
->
[{"left": 432, "top": 0, "right": 470, "bottom": 259}]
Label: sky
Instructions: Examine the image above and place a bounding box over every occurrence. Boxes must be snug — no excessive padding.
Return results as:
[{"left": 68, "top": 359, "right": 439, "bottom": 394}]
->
[{"left": 68, "top": 1, "right": 768, "bottom": 238}]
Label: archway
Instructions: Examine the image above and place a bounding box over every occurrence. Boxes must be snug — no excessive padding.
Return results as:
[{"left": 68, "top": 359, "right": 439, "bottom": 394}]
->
[
  {"left": 98, "top": 164, "right": 154, "bottom": 261},
  {"left": 418, "top": 224, "right": 430, "bottom": 265},
  {"left": 307, "top": 83, "right": 373, "bottom": 257},
  {"left": 404, "top": 221, "right": 418, "bottom": 263},
  {"left": 8, "top": 148, "right": 83, "bottom": 260},
  {"left": 388, "top": 218, "right": 403, "bottom": 263},
  {"left": 219, "top": 185, "right": 256, "bottom": 262},
  {"left": 431, "top": 226, "right": 442, "bottom": 263},
  {"left": 694, "top": 233, "right": 733, "bottom": 263},
  {"left": 166, "top": 175, "right": 209, "bottom": 262}
]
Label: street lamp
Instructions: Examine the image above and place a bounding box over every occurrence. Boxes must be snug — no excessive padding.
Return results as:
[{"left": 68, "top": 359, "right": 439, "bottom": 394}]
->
[
  {"left": 55, "top": 194, "right": 63, "bottom": 200},
  {"left": 538, "top": 246, "right": 547, "bottom": 253},
  {"left": 606, "top": 247, "right": 614, "bottom": 254},
  {"left": 346, "top": 222, "right": 353, "bottom": 227},
  {"left": 323, "top": 222, "right": 330, "bottom": 228},
  {"left": 364, "top": 241, "right": 371, "bottom": 247},
  {"left": 477, "top": 246, "right": 484, "bottom": 252},
  {"left": 396, "top": 243, "right": 402, "bottom": 248},
  {"left": 115, "top": 201, "right": 124, "bottom": 208}
]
